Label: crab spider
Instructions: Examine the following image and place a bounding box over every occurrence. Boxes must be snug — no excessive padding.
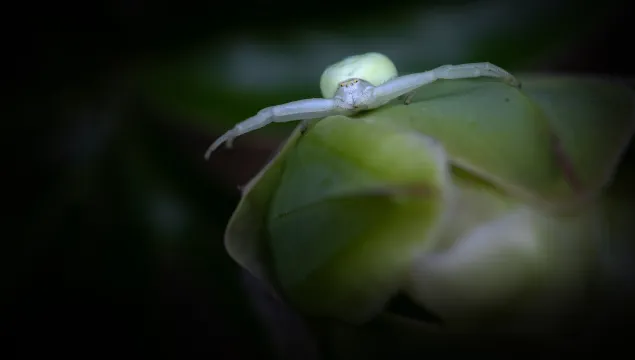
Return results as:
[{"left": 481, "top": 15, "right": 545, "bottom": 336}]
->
[{"left": 204, "top": 52, "right": 520, "bottom": 159}]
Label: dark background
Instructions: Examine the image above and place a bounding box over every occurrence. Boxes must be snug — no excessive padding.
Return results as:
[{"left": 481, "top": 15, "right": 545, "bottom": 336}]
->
[{"left": 5, "top": 0, "right": 635, "bottom": 357}]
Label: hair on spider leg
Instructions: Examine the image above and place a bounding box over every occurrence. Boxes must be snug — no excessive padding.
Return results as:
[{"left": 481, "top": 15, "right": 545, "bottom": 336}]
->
[{"left": 299, "top": 119, "right": 311, "bottom": 135}]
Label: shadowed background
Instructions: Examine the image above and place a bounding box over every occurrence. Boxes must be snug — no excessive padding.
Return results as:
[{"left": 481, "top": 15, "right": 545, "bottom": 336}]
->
[{"left": 5, "top": 0, "right": 635, "bottom": 357}]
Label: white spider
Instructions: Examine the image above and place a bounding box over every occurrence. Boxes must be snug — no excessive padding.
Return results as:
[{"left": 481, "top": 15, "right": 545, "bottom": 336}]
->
[{"left": 204, "top": 52, "right": 520, "bottom": 159}]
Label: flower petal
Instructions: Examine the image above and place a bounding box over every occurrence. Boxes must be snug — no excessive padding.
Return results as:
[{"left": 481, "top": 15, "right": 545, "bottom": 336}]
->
[{"left": 267, "top": 116, "right": 452, "bottom": 322}]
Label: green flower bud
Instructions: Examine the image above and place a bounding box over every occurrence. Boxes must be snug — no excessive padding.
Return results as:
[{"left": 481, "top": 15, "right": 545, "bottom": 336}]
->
[{"left": 224, "top": 75, "right": 635, "bottom": 328}]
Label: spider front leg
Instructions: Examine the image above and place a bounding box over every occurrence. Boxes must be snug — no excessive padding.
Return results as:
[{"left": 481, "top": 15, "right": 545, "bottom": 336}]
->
[
  {"left": 369, "top": 62, "right": 520, "bottom": 107},
  {"left": 407, "top": 63, "right": 520, "bottom": 104},
  {"left": 433, "top": 62, "right": 520, "bottom": 87},
  {"left": 204, "top": 98, "right": 341, "bottom": 159}
]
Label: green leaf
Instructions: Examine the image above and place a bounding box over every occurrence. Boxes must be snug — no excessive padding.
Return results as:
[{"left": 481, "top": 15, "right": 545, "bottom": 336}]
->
[
  {"left": 353, "top": 77, "right": 635, "bottom": 208},
  {"left": 266, "top": 116, "right": 452, "bottom": 322},
  {"left": 224, "top": 126, "right": 305, "bottom": 287},
  {"left": 354, "top": 79, "right": 574, "bottom": 206},
  {"left": 519, "top": 75, "right": 635, "bottom": 199}
]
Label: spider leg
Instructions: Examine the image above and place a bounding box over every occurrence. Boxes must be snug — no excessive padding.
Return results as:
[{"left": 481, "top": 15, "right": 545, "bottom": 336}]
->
[
  {"left": 433, "top": 62, "right": 521, "bottom": 88},
  {"left": 370, "top": 62, "right": 520, "bottom": 108},
  {"left": 403, "top": 91, "right": 417, "bottom": 105},
  {"left": 204, "top": 98, "right": 339, "bottom": 159},
  {"left": 299, "top": 119, "right": 313, "bottom": 135}
]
